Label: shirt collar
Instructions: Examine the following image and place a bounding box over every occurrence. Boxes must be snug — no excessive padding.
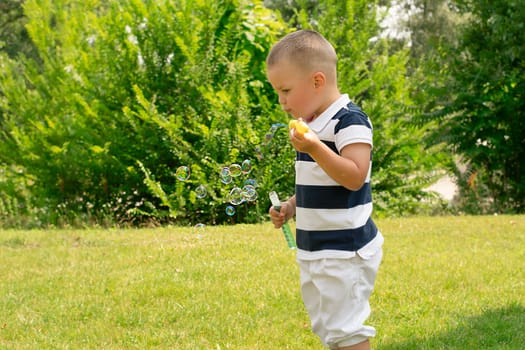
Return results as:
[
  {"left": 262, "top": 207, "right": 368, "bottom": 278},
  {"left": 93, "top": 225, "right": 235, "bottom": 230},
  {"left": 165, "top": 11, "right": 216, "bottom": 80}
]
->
[{"left": 307, "top": 94, "right": 350, "bottom": 133}]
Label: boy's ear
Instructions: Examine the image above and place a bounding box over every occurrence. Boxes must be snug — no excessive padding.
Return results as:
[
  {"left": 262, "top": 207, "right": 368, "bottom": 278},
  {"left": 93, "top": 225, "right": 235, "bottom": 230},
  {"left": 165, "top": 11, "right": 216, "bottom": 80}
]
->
[{"left": 313, "top": 72, "right": 326, "bottom": 89}]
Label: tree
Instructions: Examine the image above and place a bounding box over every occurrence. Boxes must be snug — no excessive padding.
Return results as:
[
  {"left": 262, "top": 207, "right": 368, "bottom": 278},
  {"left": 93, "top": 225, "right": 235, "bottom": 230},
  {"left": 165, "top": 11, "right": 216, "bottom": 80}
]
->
[
  {"left": 424, "top": 0, "right": 525, "bottom": 213},
  {"left": 395, "top": 0, "right": 463, "bottom": 61},
  {"left": 0, "top": 0, "right": 39, "bottom": 59}
]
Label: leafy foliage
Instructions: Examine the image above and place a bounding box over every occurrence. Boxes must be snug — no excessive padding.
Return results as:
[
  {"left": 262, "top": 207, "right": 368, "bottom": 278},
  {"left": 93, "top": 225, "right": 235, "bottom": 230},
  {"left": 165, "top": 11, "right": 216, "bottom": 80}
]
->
[
  {"left": 0, "top": 0, "right": 292, "bottom": 227},
  {"left": 0, "top": 0, "right": 451, "bottom": 228},
  {"left": 421, "top": 0, "right": 525, "bottom": 213}
]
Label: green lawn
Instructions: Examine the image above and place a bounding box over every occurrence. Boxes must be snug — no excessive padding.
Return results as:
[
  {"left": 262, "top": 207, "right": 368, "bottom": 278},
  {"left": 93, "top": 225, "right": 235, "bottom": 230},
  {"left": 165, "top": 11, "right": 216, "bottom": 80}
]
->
[{"left": 1, "top": 215, "right": 524, "bottom": 349}]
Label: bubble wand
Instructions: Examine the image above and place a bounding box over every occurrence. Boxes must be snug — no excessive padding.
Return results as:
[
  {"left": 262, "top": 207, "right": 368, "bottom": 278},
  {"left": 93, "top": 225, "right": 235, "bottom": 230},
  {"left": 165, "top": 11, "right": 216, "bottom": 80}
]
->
[{"left": 269, "top": 191, "right": 297, "bottom": 249}]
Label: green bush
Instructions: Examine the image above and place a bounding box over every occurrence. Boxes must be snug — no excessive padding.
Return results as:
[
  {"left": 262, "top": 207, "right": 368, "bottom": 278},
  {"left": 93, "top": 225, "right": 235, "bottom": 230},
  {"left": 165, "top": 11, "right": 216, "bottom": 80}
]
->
[
  {"left": 0, "top": 0, "right": 295, "bottom": 227},
  {"left": 0, "top": 0, "right": 447, "bottom": 228}
]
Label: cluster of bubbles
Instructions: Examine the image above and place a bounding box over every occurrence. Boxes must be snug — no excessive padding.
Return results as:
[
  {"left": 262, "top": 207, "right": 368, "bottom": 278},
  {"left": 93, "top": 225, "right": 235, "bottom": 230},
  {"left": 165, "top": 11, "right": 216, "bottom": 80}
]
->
[
  {"left": 176, "top": 123, "right": 289, "bottom": 233},
  {"left": 173, "top": 159, "right": 258, "bottom": 230}
]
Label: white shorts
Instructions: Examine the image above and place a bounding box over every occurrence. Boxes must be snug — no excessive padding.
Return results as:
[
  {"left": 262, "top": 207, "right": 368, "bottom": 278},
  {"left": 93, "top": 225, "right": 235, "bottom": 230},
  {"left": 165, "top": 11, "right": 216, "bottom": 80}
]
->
[{"left": 297, "top": 246, "right": 383, "bottom": 349}]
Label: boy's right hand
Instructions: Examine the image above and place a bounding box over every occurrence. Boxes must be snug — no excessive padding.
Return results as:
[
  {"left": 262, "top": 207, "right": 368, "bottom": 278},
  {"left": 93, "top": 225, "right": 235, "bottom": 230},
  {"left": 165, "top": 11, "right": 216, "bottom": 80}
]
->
[{"left": 269, "top": 201, "right": 292, "bottom": 229}]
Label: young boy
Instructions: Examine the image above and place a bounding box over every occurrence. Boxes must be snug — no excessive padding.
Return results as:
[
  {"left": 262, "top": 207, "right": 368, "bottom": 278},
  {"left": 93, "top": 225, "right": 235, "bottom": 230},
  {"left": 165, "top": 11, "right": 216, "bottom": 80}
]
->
[{"left": 267, "top": 30, "right": 384, "bottom": 350}]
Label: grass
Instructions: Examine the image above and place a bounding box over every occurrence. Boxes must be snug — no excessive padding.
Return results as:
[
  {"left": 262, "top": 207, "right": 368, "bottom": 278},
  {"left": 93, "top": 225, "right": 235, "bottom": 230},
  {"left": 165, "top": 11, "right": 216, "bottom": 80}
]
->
[{"left": 0, "top": 215, "right": 524, "bottom": 349}]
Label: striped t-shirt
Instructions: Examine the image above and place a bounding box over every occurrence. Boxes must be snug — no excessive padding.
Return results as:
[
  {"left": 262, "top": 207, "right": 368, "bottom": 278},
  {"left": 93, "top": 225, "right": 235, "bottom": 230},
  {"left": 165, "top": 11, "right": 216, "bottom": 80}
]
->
[{"left": 295, "top": 94, "right": 383, "bottom": 260}]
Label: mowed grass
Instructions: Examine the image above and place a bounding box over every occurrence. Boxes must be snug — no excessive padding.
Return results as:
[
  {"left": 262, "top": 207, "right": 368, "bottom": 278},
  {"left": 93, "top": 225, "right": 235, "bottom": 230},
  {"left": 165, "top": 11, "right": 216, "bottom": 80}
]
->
[{"left": 0, "top": 215, "right": 523, "bottom": 349}]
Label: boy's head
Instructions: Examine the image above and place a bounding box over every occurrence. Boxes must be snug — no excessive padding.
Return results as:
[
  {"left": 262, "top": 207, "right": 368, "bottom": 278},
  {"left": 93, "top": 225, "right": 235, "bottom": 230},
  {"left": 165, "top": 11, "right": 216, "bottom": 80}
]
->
[
  {"left": 266, "top": 30, "right": 340, "bottom": 121},
  {"left": 267, "top": 30, "right": 337, "bottom": 82}
]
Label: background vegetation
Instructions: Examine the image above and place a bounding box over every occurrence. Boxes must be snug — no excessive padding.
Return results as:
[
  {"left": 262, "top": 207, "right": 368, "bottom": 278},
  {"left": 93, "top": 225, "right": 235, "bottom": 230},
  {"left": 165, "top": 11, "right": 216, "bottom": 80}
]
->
[
  {"left": 1, "top": 0, "right": 524, "bottom": 229},
  {"left": 405, "top": 0, "right": 525, "bottom": 214}
]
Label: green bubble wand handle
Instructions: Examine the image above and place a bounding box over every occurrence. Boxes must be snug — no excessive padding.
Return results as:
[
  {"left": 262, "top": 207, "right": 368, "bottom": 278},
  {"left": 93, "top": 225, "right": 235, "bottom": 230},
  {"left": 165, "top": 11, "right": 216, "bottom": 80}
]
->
[{"left": 269, "top": 191, "right": 297, "bottom": 250}]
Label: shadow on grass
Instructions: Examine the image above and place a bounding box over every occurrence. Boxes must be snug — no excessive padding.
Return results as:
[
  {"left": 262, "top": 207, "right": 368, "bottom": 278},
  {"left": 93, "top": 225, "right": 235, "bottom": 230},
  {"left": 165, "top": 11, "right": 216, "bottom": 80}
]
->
[{"left": 382, "top": 303, "right": 525, "bottom": 349}]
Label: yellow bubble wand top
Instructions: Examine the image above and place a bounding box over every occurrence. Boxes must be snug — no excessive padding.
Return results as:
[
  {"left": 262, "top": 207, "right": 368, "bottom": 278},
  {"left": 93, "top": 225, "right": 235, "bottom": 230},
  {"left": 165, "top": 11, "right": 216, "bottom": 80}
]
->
[{"left": 288, "top": 119, "right": 309, "bottom": 136}]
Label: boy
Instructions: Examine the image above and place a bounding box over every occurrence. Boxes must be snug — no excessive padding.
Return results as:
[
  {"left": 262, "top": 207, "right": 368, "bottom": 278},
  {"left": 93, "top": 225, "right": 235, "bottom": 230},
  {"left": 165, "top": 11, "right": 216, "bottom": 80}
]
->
[{"left": 267, "top": 30, "right": 384, "bottom": 350}]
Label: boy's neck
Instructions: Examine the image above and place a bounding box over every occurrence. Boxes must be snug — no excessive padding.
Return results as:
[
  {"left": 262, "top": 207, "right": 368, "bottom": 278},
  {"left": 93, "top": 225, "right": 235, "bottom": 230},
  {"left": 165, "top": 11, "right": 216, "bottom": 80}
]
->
[{"left": 314, "top": 89, "right": 341, "bottom": 120}]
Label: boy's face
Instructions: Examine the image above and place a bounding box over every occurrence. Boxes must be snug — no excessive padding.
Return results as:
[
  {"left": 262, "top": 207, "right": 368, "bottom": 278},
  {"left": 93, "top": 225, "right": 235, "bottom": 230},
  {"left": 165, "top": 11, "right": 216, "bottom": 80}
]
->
[{"left": 267, "top": 59, "right": 320, "bottom": 121}]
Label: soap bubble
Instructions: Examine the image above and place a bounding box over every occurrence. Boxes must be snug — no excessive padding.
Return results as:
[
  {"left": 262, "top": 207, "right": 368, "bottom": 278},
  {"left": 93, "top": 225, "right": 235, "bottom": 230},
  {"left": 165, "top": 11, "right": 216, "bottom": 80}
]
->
[
  {"left": 242, "top": 185, "right": 257, "bottom": 202},
  {"left": 265, "top": 123, "right": 287, "bottom": 145},
  {"left": 241, "top": 159, "right": 252, "bottom": 174},
  {"left": 270, "top": 123, "right": 282, "bottom": 133},
  {"left": 193, "top": 222, "right": 206, "bottom": 238},
  {"left": 220, "top": 173, "right": 232, "bottom": 184},
  {"left": 229, "top": 163, "right": 242, "bottom": 177},
  {"left": 225, "top": 205, "right": 236, "bottom": 216},
  {"left": 244, "top": 178, "right": 257, "bottom": 187},
  {"left": 228, "top": 187, "right": 244, "bottom": 205},
  {"left": 219, "top": 167, "right": 232, "bottom": 184},
  {"left": 175, "top": 166, "right": 190, "bottom": 181},
  {"left": 220, "top": 175, "right": 232, "bottom": 184},
  {"left": 195, "top": 184, "right": 207, "bottom": 199},
  {"left": 255, "top": 146, "right": 263, "bottom": 160},
  {"left": 220, "top": 167, "right": 230, "bottom": 177},
  {"left": 194, "top": 223, "right": 206, "bottom": 229}
]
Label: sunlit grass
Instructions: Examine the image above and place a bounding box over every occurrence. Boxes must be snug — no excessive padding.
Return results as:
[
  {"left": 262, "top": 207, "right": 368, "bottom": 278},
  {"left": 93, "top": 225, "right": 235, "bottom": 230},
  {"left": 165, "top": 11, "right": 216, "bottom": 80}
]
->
[
  {"left": 372, "top": 216, "right": 525, "bottom": 349},
  {"left": 1, "top": 216, "right": 524, "bottom": 349}
]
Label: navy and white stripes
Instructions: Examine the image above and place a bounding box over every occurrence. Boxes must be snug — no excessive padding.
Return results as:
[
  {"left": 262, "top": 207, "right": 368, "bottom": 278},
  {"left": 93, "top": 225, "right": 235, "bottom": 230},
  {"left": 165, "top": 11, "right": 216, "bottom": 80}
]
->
[{"left": 294, "top": 94, "right": 380, "bottom": 260}]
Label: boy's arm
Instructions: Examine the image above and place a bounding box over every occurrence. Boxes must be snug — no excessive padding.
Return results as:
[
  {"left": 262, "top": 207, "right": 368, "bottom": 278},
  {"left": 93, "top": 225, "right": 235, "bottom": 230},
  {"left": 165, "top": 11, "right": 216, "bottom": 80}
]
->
[
  {"left": 290, "top": 130, "right": 370, "bottom": 191},
  {"left": 310, "top": 142, "right": 371, "bottom": 191}
]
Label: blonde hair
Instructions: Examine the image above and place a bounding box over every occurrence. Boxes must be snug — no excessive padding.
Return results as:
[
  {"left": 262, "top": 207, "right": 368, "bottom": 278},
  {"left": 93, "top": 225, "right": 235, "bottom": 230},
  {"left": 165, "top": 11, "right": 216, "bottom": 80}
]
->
[{"left": 266, "top": 30, "right": 337, "bottom": 81}]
